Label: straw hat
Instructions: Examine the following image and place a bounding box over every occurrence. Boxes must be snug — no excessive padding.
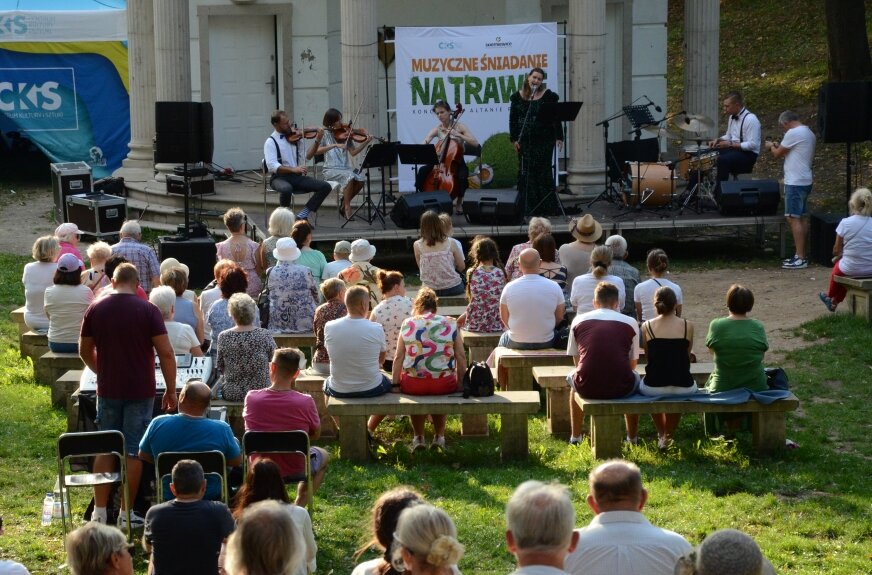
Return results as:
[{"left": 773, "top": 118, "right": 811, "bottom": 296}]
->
[
  {"left": 159, "top": 257, "right": 190, "bottom": 277},
  {"left": 273, "top": 237, "right": 302, "bottom": 262},
  {"left": 571, "top": 214, "right": 602, "bottom": 243},
  {"left": 349, "top": 239, "right": 377, "bottom": 263}
]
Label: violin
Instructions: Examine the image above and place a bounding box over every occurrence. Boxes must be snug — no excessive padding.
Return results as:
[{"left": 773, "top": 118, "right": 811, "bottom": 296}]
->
[
  {"left": 286, "top": 126, "right": 320, "bottom": 143},
  {"left": 331, "top": 123, "right": 386, "bottom": 144},
  {"left": 421, "top": 103, "right": 464, "bottom": 198}
]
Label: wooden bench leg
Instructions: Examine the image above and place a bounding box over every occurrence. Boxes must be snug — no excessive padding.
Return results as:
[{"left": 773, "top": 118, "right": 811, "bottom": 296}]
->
[
  {"left": 337, "top": 415, "right": 370, "bottom": 462},
  {"left": 461, "top": 414, "right": 489, "bottom": 437},
  {"left": 505, "top": 367, "right": 531, "bottom": 391},
  {"left": 752, "top": 411, "right": 786, "bottom": 453},
  {"left": 590, "top": 414, "right": 623, "bottom": 459},
  {"left": 308, "top": 390, "right": 336, "bottom": 438},
  {"left": 500, "top": 413, "right": 528, "bottom": 460},
  {"left": 546, "top": 387, "right": 570, "bottom": 437}
]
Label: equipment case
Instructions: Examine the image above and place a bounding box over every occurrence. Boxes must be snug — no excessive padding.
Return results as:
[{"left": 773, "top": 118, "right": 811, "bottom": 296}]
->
[
  {"left": 51, "top": 162, "right": 92, "bottom": 223},
  {"left": 66, "top": 193, "right": 128, "bottom": 238}
]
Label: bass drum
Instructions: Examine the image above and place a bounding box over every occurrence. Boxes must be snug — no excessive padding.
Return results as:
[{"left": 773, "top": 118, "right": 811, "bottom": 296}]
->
[{"left": 625, "top": 162, "right": 675, "bottom": 207}]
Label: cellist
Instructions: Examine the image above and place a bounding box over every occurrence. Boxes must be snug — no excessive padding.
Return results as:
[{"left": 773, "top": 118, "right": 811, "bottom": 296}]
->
[{"left": 417, "top": 100, "right": 479, "bottom": 215}]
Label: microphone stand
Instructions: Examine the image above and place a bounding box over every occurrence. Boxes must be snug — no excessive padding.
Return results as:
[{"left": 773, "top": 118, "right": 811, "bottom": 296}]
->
[{"left": 588, "top": 107, "right": 631, "bottom": 208}]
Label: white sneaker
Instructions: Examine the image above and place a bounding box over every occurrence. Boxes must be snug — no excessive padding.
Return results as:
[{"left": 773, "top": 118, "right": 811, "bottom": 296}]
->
[
  {"left": 431, "top": 435, "right": 446, "bottom": 450},
  {"left": 90, "top": 508, "right": 107, "bottom": 524},
  {"left": 410, "top": 436, "right": 426, "bottom": 452},
  {"left": 117, "top": 510, "right": 145, "bottom": 531}
]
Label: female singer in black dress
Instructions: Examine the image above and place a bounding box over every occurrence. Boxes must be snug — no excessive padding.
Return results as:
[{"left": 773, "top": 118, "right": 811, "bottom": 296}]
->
[{"left": 509, "top": 67, "right": 564, "bottom": 215}]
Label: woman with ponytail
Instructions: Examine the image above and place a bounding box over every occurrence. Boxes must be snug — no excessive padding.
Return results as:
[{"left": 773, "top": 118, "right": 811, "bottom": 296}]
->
[
  {"left": 569, "top": 245, "right": 625, "bottom": 315},
  {"left": 391, "top": 504, "right": 464, "bottom": 575},
  {"left": 634, "top": 248, "right": 683, "bottom": 323}
]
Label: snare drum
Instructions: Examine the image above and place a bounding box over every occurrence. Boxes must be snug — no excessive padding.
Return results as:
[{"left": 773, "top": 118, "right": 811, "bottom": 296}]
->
[
  {"left": 677, "top": 146, "right": 718, "bottom": 180},
  {"left": 625, "top": 162, "right": 675, "bottom": 207}
]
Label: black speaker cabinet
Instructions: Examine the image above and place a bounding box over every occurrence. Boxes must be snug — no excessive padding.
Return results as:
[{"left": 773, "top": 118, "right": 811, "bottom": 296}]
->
[
  {"left": 390, "top": 191, "right": 452, "bottom": 228},
  {"left": 718, "top": 180, "right": 780, "bottom": 216},
  {"left": 818, "top": 82, "right": 872, "bottom": 143},
  {"left": 154, "top": 101, "right": 214, "bottom": 164},
  {"left": 809, "top": 212, "right": 842, "bottom": 267},
  {"left": 157, "top": 236, "right": 217, "bottom": 290},
  {"left": 463, "top": 189, "right": 523, "bottom": 225}
]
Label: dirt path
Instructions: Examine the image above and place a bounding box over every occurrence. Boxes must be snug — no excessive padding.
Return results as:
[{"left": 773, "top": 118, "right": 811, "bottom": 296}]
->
[{"left": 2, "top": 189, "right": 830, "bottom": 360}]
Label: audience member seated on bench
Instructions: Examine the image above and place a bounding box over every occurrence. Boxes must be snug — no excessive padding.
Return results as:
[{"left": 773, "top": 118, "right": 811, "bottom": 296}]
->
[
  {"left": 605, "top": 235, "right": 640, "bottom": 318},
  {"left": 225, "top": 500, "right": 307, "bottom": 575},
  {"left": 159, "top": 263, "right": 203, "bottom": 344},
  {"left": 351, "top": 487, "right": 427, "bottom": 575},
  {"left": 82, "top": 241, "right": 112, "bottom": 292},
  {"left": 675, "top": 528, "right": 776, "bottom": 575},
  {"left": 638, "top": 286, "right": 697, "bottom": 449},
  {"left": 200, "top": 259, "right": 235, "bottom": 353},
  {"left": 533, "top": 233, "right": 568, "bottom": 291},
  {"left": 311, "top": 278, "right": 348, "bottom": 375},
  {"left": 567, "top": 282, "right": 640, "bottom": 445},
  {"left": 498, "top": 248, "right": 565, "bottom": 350},
  {"left": 506, "top": 217, "right": 553, "bottom": 281},
  {"left": 505, "top": 480, "right": 579, "bottom": 574},
  {"left": 95, "top": 254, "right": 148, "bottom": 301},
  {"left": 392, "top": 504, "right": 464, "bottom": 575},
  {"left": 456, "top": 236, "right": 505, "bottom": 333},
  {"left": 256, "top": 207, "right": 295, "bottom": 271},
  {"left": 565, "top": 460, "right": 691, "bottom": 575},
  {"left": 44, "top": 253, "right": 93, "bottom": 354},
  {"left": 138, "top": 381, "right": 242, "bottom": 500},
  {"left": 635, "top": 248, "right": 683, "bottom": 324},
  {"left": 338, "top": 239, "right": 382, "bottom": 307},
  {"left": 232, "top": 459, "right": 318, "bottom": 574},
  {"left": 323, "top": 240, "right": 353, "bottom": 281},
  {"left": 370, "top": 271, "right": 413, "bottom": 374},
  {"left": 559, "top": 215, "right": 600, "bottom": 293},
  {"left": 206, "top": 265, "right": 259, "bottom": 347},
  {"left": 243, "top": 347, "right": 329, "bottom": 508},
  {"left": 392, "top": 288, "right": 468, "bottom": 451},
  {"left": 149, "top": 287, "right": 202, "bottom": 357},
  {"left": 324, "top": 285, "right": 391, "bottom": 429},
  {"left": 217, "top": 207, "right": 263, "bottom": 298},
  {"left": 570, "top": 246, "right": 625, "bottom": 316},
  {"left": 143, "top": 460, "right": 235, "bottom": 575},
  {"left": 22, "top": 234, "right": 59, "bottom": 333},
  {"left": 268, "top": 237, "right": 318, "bottom": 334},
  {"left": 414, "top": 210, "right": 465, "bottom": 297},
  {"left": 819, "top": 187, "right": 872, "bottom": 312},
  {"left": 216, "top": 294, "right": 276, "bottom": 402}
]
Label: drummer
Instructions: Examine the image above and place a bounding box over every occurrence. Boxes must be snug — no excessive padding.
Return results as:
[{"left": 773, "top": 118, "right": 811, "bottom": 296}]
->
[{"left": 708, "top": 91, "right": 761, "bottom": 193}]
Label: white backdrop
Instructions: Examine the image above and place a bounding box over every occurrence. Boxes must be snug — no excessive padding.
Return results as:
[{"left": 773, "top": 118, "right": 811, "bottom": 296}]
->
[{"left": 395, "top": 22, "right": 559, "bottom": 191}]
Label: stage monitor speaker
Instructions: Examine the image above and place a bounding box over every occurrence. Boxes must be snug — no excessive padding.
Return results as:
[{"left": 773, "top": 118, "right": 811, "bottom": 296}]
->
[
  {"left": 718, "top": 180, "right": 780, "bottom": 216},
  {"left": 390, "top": 191, "right": 452, "bottom": 228},
  {"left": 462, "top": 189, "right": 522, "bottom": 225},
  {"left": 809, "top": 212, "right": 842, "bottom": 267},
  {"left": 157, "top": 236, "right": 217, "bottom": 290},
  {"left": 154, "top": 101, "right": 214, "bottom": 164},
  {"left": 818, "top": 82, "right": 872, "bottom": 143}
]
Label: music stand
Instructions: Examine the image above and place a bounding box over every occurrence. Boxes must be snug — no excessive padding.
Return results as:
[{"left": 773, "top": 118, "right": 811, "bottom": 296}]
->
[
  {"left": 527, "top": 101, "right": 582, "bottom": 217},
  {"left": 346, "top": 142, "right": 399, "bottom": 229},
  {"left": 397, "top": 144, "right": 439, "bottom": 192}
]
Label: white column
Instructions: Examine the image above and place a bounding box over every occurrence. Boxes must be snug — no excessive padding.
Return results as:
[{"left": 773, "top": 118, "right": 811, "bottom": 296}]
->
[
  {"left": 340, "top": 0, "right": 379, "bottom": 132},
  {"left": 121, "top": 0, "right": 155, "bottom": 169},
  {"left": 567, "top": 0, "right": 606, "bottom": 195},
  {"left": 153, "top": 0, "right": 191, "bottom": 102},
  {"left": 684, "top": 0, "right": 720, "bottom": 140}
]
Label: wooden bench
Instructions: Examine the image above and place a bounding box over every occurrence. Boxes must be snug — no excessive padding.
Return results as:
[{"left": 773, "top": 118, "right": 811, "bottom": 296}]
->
[
  {"left": 273, "top": 332, "right": 317, "bottom": 355},
  {"left": 63, "top": 370, "right": 85, "bottom": 432},
  {"left": 495, "top": 349, "right": 575, "bottom": 391},
  {"left": 38, "top": 352, "right": 85, "bottom": 406},
  {"left": 408, "top": 291, "right": 467, "bottom": 307},
  {"left": 10, "top": 306, "right": 28, "bottom": 341},
  {"left": 295, "top": 374, "right": 337, "bottom": 438},
  {"left": 532, "top": 363, "right": 715, "bottom": 436},
  {"left": 20, "top": 330, "right": 48, "bottom": 363},
  {"left": 460, "top": 330, "right": 502, "bottom": 363},
  {"left": 327, "top": 391, "right": 541, "bottom": 462},
  {"left": 437, "top": 305, "right": 467, "bottom": 318},
  {"left": 575, "top": 391, "right": 799, "bottom": 458},
  {"left": 834, "top": 276, "right": 872, "bottom": 322}
]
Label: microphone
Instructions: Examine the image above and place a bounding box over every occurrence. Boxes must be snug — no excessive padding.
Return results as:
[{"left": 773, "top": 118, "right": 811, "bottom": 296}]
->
[
  {"left": 532, "top": 84, "right": 540, "bottom": 94},
  {"left": 643, "top": 95, "right": 662, "bottom": 113}
]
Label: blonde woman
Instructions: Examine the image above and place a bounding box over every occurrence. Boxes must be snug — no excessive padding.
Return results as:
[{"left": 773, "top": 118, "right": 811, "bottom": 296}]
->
[
  {"left": 505, "top": 216, "right": 553, "bottom": 280},
  {"left": 414, "top": 210, "right": 464, "bottom": 297},
  {"left": 820, "top": 187, "right": 872, "bottom": 312},
  {"left": 569, "top": 245, "right": 625, "bottom": 315},
  {"left": 634, "top": 248, "right": 682, "bottom": 323},
  {"left": 392, "top": 504, "right": 464, "bottom": 575}
]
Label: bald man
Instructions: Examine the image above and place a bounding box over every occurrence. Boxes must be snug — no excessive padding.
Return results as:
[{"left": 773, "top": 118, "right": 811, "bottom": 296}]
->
[
  {"left": 564, "top": 460, "right": 691, "bottom": 575},
  {"left": 498, "top": 248, "right": 565, "bottom": 349},
  {"left": 139, "top": 380, "right": 242, "bottom": 501}
]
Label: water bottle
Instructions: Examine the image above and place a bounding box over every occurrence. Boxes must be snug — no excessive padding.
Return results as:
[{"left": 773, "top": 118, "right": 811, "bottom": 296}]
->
[
  {"left": 52, "top": 479, "right": 70, "bottom": 519},
  {"left": 41, "top": 492, "right": 54, "bottom": 526}
]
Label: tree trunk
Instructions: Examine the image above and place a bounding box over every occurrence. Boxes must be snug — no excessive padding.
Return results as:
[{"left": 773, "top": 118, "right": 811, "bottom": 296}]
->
[{"left": 824, "top": 0, "right": 872, "bottom": 81}]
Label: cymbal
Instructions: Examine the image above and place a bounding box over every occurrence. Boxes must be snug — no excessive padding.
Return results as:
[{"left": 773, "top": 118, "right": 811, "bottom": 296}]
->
[
  {"left": 642, "top": 124, "right": 684, "bottom": 140},
  {"left": 677, "top": 114, "right": 715, "bottom": 133}
]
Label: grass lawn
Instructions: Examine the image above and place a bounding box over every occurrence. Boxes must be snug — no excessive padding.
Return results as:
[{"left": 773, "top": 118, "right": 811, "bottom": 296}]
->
[{"left": 1, "top": 243, "right": 870, "bottom": 574}]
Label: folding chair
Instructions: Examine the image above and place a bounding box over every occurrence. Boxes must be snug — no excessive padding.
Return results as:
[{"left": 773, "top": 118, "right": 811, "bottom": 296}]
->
[
  {"left": 154, "top": 450, "right": 229, "bottom": 504},
  {"left": 56, "top": 431, "right": 130, "bottom": 543},
  {"left": 242, "top": 430, "right": 313, "bottom": 513}
]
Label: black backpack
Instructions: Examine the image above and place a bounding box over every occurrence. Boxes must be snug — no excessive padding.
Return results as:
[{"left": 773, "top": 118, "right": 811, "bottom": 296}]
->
[{"left": 462, "top": 361, "right": 495, "bottom": 398}]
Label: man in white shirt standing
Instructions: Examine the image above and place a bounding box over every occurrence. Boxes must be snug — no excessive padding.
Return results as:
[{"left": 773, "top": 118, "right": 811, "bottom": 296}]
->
[
  {"left": 708, "top": 91, "right": 762, "bottom": 194},
  {"left": 766, "top": 110, "right": 816, "bottom": 269},
  {"left": 264, "top": 110, "right": 333, "bottom": 223},
  {"left": 498, "top": 248, "right": 565, "bottom": 349},
  {"left": 564, "top": 460, "right": 691, "bottom": 575}
]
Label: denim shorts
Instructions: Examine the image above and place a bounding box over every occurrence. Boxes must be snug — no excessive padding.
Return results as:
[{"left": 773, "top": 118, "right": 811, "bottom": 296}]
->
[
  {"left": 95, "top": 397, "right": 155, "bottom": 456},
  {"left": 48, "top": 341, "right": 78, "bottom": 353},
  {"left": 323, "top": 374, "right": 392, "bottom": 398},
  {"left": 497, "top": 331, "right": 556, "bottom": 350},
  {"left": 784, "top": 184, "right": 812, "bottom": 217}
]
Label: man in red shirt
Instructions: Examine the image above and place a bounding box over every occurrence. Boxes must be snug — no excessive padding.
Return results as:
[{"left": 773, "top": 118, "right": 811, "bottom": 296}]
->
[{"left": 79, "top": 263, "right": 177, "bottom": 529}]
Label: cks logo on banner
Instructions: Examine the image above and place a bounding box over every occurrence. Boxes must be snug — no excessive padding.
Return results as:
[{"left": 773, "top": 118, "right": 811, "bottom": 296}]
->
[
  {"left": 0, "top": 15, "right": 27, "bottom": 36},
  {"left": 0, "top": 67, "right": 78, "bottom": 130}
]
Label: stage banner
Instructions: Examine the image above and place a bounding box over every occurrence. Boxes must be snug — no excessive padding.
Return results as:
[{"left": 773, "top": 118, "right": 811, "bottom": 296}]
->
[
  {"left": 0, "top": 10, "right": 129, "bottom": 177},
  {"left": 395, "top": 22, "right": 559, "bottom": 191}
]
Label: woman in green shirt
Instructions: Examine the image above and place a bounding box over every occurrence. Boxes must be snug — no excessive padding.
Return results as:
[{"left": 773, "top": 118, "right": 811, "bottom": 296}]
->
[
  {"left": 705, "top": 284, "right": 768, "bottom": 392},
  {"left": 291, "top": 220, "right": 327, "bottom": 286}
]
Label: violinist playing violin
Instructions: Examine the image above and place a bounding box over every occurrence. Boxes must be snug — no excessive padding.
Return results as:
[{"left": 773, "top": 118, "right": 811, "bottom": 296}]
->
[
  {"left": 417, "top": 100, "right": 479, "bottom": 215},
  {"left": 264, "top": 110, "right": 333, "bottom": 223},
  {"left": 310, "top": 108, "right": 373, "bottom": 221}
]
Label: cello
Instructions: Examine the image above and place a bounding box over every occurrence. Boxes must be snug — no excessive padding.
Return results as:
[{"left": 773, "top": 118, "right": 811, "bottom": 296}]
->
[{"left": 421, "top": 103, "right": 465, "bottom": 197}]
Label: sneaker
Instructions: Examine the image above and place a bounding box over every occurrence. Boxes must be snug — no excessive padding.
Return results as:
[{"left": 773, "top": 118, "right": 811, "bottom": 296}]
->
[
  {"left": 568, "top": 434, "right": 586, "bottom": 446},
  {"left": 90, "top": 508, "right": 107, "bottom": 524},
  {"left": 117, "top": 510, "right": 145, "bottom": 531},
  {"left": 782, "top": 255, "right": 799, "bottom": 264},
  {"left": 657, "top": 435, "right": 670, "bottom": 451},
  {"left": 819, "top": 292, "right": 836, "bottom": 312},
  {"left": 431, "top": 436, "right": 446, "bottom": 450},
  {"left": 782, "top": 257, "right": 808, "bottom": 269},
  {"left": 624, "top": 436, "right": 639, "bottom": 446},
  {"left": 410, "top": 436, "right": 426, "bottom": 452}
]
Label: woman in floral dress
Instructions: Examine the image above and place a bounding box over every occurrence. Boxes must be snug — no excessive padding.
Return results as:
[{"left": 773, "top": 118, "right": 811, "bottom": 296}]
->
[
  {"left": 311, "top": 278, "right": 347, "bottom": 375},
  {"left": 370, "top": 270, "right": 413, "bottom": 372},
  {"left": 216, "top": 293, "right": 276, "bottom": 402},
  {"left": 267, "top": 238, "right": 318, "bottom": 333}
]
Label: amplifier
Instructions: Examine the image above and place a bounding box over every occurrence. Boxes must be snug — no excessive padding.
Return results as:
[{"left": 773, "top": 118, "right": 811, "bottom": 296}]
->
[
  {"left": 51, "top": 161, "right": 92, "bottom": 223},
  {"left": 718, "top": 180, "right": 780, "bottom": 216},
  {"left": 390, "top": 191, "right": 452, "bottom": 228},
  {"left": 78, "top": 355, "right": 214, "bottom": 392},
  {"left": 166, "top": 173, "right": 215, "bottom": 196},
  {"left": 809, "top": 212, "right": 842, "bottom": 267},
  {"left": 158, "top": 236, "right": 217, "bottom": 289},
  {"left": 66, "top": 193, "right": 127, "bottom": 238}
]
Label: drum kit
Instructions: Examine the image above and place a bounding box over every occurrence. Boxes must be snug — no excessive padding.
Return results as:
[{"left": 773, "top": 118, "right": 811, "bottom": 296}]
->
[{"left": 620, "top": 113, "right": 720, "bottom": 215}]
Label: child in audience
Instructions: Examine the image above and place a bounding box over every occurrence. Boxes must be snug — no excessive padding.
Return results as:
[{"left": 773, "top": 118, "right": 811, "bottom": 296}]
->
[
  {"left": 458, "top": 236, "right": 505, "bottom": 332},
  {"left": 438, "top": 212, "right": 465, "bottom": 260},
  {"left": 352, "top": 487, "right": 426, "bottom": 575},
  {"left": 414, "top": 210, "right": 465, "bottom": 297},
  {"left": 635, "top": 248, "right": 683, "bottom": 323}
]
